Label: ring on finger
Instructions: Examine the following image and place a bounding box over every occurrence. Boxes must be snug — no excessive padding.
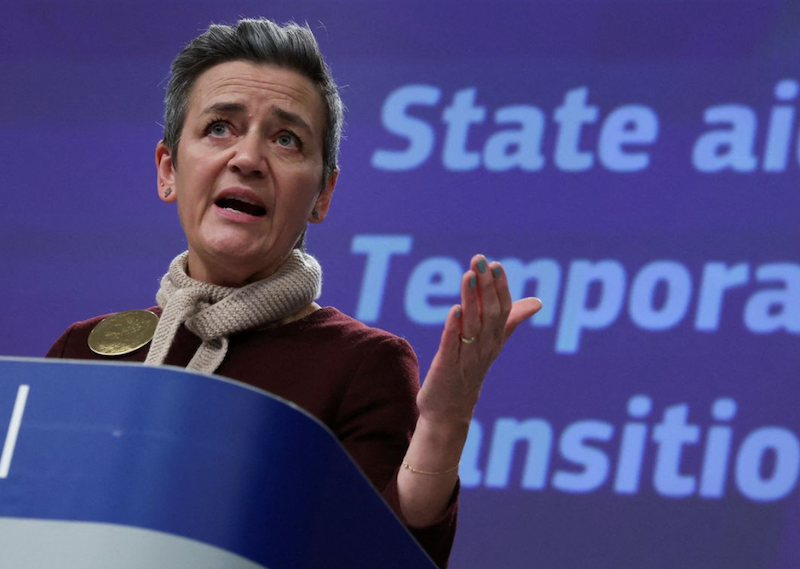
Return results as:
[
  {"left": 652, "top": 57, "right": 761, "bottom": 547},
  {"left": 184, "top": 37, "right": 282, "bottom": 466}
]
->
[{"left": 460, "top": 334, "right": 477, "bottom": 344}]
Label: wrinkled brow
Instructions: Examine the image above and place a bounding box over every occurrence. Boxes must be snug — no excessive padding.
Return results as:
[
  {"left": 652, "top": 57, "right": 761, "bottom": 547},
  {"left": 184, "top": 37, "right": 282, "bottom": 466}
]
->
[
  {"left": 201, "top": 102, "right": 247, "bottom": 115},
  {"left": 270, "top": 107, "right": 313, "bottom": 136}
]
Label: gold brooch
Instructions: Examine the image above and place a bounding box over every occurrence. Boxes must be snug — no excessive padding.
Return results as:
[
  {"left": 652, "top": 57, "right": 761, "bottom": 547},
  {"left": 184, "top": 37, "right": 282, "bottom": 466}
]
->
[{"left": 87, "top": 310, "right": 159, "bottom": 356}]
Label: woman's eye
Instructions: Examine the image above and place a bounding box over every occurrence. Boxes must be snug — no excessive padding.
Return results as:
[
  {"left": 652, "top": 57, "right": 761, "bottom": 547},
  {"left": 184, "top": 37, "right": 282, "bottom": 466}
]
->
[
  {"left": 208, "top": 121, "right": 230, "bottom": 137},
  {"left": 276, "top": 132, "right": 300, "bottom": 148}
]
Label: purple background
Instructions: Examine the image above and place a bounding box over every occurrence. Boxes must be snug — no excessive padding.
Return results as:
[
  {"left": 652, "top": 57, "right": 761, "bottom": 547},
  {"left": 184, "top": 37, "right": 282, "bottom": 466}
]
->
[{"left": 2, "top": 1, "right": 799, "bottom": 567}]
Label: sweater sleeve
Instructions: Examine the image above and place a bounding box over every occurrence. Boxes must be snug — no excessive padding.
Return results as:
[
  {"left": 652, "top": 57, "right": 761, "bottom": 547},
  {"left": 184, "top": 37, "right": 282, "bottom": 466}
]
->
[{"left": 333, "top": 334, "right": 458, "bottom": 568}]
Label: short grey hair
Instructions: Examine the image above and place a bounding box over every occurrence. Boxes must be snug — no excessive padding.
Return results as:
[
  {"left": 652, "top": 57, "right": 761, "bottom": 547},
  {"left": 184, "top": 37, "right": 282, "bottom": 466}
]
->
[{"left": 163, "top": 18, "right": 343, "bottom": 183}]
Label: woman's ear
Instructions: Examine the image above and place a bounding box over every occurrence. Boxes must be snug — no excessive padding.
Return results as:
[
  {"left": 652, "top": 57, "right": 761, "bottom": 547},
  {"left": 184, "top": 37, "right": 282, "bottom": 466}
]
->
[
  {"left": 309, "top": 168, "right": 338, "bottom": 223},
  {"left": 156, "top": 141, "right": 177, "bottom": 203}
]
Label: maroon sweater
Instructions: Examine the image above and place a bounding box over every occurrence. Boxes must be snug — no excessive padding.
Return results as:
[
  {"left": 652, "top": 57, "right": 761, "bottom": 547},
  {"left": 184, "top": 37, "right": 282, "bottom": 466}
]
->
[{"left": 47, "top": 306, "right": 456, "bottom": 567}]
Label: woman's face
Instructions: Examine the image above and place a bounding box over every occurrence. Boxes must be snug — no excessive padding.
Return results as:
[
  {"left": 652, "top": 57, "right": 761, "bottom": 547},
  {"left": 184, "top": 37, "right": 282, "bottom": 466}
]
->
[{"left": 156, "top": 61, "right": 336, "bottom": 286}]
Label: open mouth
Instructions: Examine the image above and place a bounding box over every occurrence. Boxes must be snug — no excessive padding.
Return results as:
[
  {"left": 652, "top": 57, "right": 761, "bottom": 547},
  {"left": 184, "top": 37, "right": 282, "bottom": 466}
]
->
[{"left": 216, "top": 197, "right": 267, "bottom": 217}]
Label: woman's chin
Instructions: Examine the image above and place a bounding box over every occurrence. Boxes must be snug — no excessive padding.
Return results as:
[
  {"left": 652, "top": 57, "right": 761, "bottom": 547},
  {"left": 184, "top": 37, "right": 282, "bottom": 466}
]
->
[
  {"left": 201, "top": 231, "right": 271, "bottom": 261},
  {"left": 188, "top": 241, "right": 281, "bottom": 285}
]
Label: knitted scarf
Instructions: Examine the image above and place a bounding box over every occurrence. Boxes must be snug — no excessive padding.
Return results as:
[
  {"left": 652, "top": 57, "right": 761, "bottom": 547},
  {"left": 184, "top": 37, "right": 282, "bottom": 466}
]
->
[{"left": 144, "top": 250, "right": 322, "bottom": 373}]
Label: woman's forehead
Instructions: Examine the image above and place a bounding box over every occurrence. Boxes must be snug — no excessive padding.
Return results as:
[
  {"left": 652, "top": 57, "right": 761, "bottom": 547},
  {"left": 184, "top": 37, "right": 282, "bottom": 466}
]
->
[{"left": 186, "top": 61, "right": 325, "bottom": 135}]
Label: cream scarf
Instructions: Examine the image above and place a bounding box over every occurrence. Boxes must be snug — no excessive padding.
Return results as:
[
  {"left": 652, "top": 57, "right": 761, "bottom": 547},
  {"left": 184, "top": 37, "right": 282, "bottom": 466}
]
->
[{"left": 144, "top": 250, "right": 322, "bottom": 373}]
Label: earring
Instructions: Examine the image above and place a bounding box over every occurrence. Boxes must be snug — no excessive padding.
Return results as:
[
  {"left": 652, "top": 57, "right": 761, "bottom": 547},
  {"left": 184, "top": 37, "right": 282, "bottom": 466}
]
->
[
  {"left": 312, "top": 209, "right": 320, "bottom": 220},
  {"left": 164, "top": 187, "right": 173, "bottom": 198}
]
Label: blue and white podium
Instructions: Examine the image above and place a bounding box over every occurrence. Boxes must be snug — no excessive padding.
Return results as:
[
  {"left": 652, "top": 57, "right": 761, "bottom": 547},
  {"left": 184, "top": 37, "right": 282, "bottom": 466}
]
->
[{"left": 0, "top": 357, "right": 438, "bottom": 569}]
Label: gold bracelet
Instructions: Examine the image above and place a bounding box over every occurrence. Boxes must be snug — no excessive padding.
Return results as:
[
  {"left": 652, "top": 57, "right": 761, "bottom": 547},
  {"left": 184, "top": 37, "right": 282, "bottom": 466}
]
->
[{"left": 402, "top": 462, "right": 460, "bottom": 475}]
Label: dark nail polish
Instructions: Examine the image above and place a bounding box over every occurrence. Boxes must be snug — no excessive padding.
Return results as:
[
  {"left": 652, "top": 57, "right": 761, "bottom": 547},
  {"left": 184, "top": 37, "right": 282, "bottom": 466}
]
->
[
  {"left": 492, "top": 266, "right": 502, "bottom": 279},
  {"left": 456, "top": 309, "right": 462, "bottom": 320},
  {"left": 477, "top": 259, "right": 487, "bottom": 274},
  {"left": 469, "top": 275, "right": 477, "bottom": 289}
]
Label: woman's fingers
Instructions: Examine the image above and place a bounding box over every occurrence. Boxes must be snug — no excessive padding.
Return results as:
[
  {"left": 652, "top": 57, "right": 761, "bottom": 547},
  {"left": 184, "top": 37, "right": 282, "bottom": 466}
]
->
[
  {"left": 488, "top": 261, "right": 513, "bottom": 346},
  {"left": 490, "top": 262, "right": 513, "bottom": 316},
  {"left": 437, "top": 304, "right": 462, "bottom": 366},
  {"left": 459, "top": 270, "right": 481, "bottom": 349},
  {"left": 461, "top": 255, "right": 542, "bottom": 346},
  {"left": 470, "top": 255, "right": 502, "bottom": 340},
  {"left": 458, "top": 255, "right": 543, "bottom": 360}
]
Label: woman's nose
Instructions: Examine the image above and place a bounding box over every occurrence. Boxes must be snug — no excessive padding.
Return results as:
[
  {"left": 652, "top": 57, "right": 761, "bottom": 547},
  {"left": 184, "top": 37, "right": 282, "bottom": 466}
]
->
[{"left": 228, "top": 134, "right": 267, "bottom": 177}]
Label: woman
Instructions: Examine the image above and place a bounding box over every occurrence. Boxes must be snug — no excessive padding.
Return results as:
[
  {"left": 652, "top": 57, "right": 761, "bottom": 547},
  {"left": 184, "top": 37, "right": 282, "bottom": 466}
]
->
[{"left": 47, "top": 18, "right": 541, "bottom": 568}]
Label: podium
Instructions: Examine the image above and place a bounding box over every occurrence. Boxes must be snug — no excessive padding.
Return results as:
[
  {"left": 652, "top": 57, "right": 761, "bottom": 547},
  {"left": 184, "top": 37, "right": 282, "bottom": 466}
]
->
[{"left": 0, "top": 357, "right": 438, "bottom": 569}]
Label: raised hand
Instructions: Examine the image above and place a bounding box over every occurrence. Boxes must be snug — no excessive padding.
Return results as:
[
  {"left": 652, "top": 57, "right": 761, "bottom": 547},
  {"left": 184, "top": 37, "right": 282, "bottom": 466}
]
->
[
  {"left": 417, "top": 254, "right": 543, "bottom": 425},
  {"left": 398, "top": 254, "right": 542, "bottom": 527}
]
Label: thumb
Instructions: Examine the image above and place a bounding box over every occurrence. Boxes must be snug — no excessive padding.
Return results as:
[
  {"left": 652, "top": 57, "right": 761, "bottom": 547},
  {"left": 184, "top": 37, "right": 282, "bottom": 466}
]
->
[{"left": 503, "top": 297, "right": 542, "bottom": 341}]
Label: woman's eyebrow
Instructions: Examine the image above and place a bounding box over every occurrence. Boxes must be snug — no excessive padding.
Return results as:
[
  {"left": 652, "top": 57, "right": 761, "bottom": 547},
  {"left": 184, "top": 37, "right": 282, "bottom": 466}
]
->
[
  {"left": 201, "top": 101, "right": 246, "bottom": 116},
  {"left": 270, "top": 107, "right": 313, "bottom": 136}
]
